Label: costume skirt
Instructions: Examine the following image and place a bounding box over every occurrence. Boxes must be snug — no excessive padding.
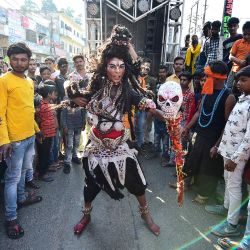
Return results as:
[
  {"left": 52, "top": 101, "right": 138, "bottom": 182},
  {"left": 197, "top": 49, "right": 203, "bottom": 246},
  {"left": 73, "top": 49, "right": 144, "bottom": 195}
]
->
[{"left": 83, "top": 130, "right": 147, "bottom": 201}]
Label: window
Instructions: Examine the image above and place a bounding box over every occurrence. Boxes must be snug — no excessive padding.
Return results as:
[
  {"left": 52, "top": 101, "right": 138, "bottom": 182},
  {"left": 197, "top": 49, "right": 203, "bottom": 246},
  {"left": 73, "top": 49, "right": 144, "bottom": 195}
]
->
[
  {"left": 65, "top": 24, "right": 72, "bottom": 32},
  {"left": 61, "top": 21, "right": 64, "bottom": 29},
  {"left": 69, "top": 45, "right": 72, "bottom": 53},
  {"left": 26, "top": 29, "right": 37, "bottom": 43},
  {"left": 38, "top": 33, "right": 46, "bottom": 45}
]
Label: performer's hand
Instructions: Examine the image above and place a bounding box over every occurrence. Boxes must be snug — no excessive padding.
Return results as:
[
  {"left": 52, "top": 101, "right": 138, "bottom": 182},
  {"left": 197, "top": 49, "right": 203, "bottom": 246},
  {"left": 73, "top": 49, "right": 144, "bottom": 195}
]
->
[
  {"left": 225, "top": 159, "right": 237, "bottom": 172},
  {"left": 210, "top": 146, "right": 218, "bottom": 159},
  {"left": 145, "top": 99, "right": 156, "bottom": 109},
  {"left": 128, "top": 42, "right": 138, "bottom": 62},
  {"left": 146, "top": 90, "right": 155, "bottom": 98},
  {"left": 72, "top": 97, "right": 88, "bottom": 107}
]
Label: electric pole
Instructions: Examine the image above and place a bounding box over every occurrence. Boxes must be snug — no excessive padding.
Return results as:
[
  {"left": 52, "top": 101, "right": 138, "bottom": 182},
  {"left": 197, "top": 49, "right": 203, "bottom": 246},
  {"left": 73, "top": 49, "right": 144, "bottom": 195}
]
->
[
  {"left": 188, "top": 9, "right": 193, "bottom": 34},
  {"left": 194, "top": 0, "right": 199, "bottom": 34},
  {"left": 202, "top": 0, "right": 208, "bottom": 26}
]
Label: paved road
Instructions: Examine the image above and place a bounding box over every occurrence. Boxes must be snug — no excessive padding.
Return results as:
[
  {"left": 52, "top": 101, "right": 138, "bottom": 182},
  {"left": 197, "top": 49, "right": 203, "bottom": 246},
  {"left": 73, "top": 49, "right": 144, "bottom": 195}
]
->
[{"left": 0, "top": 156, "right": 230, "bottom": 250}]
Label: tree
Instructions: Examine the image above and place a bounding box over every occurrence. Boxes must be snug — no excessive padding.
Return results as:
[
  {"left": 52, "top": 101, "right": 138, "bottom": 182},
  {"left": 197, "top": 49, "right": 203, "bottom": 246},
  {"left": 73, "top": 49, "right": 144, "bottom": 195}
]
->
[
  {"left": 20, "top": 0, "right": 40, "bottom": 13},
  {"left": 64, "top": 7, "right": 75, "bottom": 18},
  {"left": 41, "top": 0, "right": 57, "bottom": 13}
]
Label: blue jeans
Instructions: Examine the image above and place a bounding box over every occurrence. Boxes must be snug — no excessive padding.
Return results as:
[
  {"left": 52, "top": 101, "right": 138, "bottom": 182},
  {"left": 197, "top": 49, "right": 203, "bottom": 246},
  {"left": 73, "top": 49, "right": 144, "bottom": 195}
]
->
[
  {"left": 64, "top": 129, "right": 81, "bottom": 164},
  {"left": 25, "top": 168, "right": 33, "bottom": 182},
  {"left": 134, "top": 110, "right": 146, "bottom": 148},
  {"left": 154, "top": 132, "right": 170, "bottom": 160},
  {"left": 4, "top": 135, "right": 35, "bottom": 221},
  {"left": 49, "top": 129, "right": 60, "bottom": 165}
]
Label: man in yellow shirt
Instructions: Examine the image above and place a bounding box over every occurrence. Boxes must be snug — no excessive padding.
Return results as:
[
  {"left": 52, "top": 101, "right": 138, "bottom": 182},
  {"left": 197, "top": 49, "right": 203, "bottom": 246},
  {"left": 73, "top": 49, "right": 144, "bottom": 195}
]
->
[
  {"left": 167, "top": 56, "right": 194, "bottom": 91},
  {"left": 0, "top": 42, "right": 42, "bottom": 239},
  {"left": 167, "top": 56, "right": 185, "bottom": 83}
]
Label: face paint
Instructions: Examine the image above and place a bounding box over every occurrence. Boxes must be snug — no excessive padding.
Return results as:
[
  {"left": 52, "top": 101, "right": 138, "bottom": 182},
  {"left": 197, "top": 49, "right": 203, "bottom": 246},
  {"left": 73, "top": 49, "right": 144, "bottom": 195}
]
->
[{"left": 106, "top": 58, "right": 125, "bottom": 84}]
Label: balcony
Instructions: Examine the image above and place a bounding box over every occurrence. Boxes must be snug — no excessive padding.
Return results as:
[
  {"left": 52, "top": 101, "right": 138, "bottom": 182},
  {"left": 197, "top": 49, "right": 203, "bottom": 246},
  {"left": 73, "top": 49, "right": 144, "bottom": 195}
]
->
[
  {"left": 60, "top": 28, "right": 72, "bottom": 37},
  {"left": 25, "top": 41, "right": 50, "bottom": 55},
  {"left": 60, "top": 28, "right": 85, "bottom": 46}
]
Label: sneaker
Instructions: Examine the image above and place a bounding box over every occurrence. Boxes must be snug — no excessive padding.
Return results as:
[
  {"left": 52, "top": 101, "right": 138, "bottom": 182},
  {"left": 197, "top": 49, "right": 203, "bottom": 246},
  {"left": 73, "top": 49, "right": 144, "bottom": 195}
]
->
[
  {"left": 211, "top": 222, "right": 241, "bottom": 237},
  {"left": 72, "top": 157, "right": 82, "bottom": 165},
  {"left": 63, "top": 164, "right": 71, "bottom": 174},
  {"left": 205, "top": 204, "right": 228, "bottom": 216},
  {"left": 209, "top": 220, "right": 228, "bottom": 231},
  {"left": 217, "top": 237, "right": 239, "bottom": 249}
]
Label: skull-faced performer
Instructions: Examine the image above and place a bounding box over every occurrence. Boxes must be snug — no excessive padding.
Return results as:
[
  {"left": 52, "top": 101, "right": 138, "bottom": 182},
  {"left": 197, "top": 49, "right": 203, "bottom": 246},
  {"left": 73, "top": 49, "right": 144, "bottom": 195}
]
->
[{"left": 71, "top": 25, "right": 161, "bottom": 236}]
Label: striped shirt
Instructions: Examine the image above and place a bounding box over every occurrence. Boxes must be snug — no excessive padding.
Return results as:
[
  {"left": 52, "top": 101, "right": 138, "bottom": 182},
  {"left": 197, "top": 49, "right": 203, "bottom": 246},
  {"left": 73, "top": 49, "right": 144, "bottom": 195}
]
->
[
  {"left": 182, "top": 89, "right": 195, "bottom": 124},
  {"left": 38, "top": 100, "right": 56, "bottom": 138}
]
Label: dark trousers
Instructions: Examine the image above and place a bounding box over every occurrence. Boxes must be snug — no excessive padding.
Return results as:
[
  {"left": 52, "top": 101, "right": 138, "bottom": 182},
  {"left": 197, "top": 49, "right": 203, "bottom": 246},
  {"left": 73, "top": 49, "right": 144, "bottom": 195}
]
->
[
  {"left": 36, "top": 137, "right": 52, "bottom": 177},
  {"left": 185, "top": 133, "right": 224, "bottom": 197}
]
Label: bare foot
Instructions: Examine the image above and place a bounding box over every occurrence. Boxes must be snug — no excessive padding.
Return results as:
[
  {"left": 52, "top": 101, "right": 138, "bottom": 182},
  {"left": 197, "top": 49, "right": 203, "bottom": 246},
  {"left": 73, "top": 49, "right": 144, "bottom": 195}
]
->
[
  {"left": 74, "top": 215, "right": 91, "bottom": 235},
  {"left": 141, "top": 213, "right": 160, "bottom": 236}
]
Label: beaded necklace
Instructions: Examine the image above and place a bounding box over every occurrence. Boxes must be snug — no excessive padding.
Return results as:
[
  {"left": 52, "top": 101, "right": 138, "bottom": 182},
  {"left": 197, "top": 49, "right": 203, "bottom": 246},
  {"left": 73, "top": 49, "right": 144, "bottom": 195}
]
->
[{"left": 198, "top": 87, "right": 227, "bottom": 128}]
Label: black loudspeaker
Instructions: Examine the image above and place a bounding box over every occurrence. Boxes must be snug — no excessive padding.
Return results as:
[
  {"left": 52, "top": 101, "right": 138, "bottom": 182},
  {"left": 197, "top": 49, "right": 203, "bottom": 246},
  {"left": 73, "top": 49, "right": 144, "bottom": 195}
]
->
[{"left": 145, "top": 8, "right": 164, "bottom": 53}]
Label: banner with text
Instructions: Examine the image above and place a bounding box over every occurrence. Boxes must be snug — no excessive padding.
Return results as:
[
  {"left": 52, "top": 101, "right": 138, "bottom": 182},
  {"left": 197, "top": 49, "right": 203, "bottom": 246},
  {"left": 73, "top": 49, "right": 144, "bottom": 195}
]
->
[{"left": 222, "top": 0, "right": 234, "bottom": 38}]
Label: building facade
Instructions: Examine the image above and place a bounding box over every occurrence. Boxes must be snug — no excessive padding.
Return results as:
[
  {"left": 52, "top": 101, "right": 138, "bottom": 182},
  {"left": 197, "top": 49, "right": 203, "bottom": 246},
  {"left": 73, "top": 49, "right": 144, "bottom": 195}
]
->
[
  {"left": 0, "top": 6, "right": 86, "bottom": 62},
  {"left": 55, "top": 12, "right": 86, "bottom": 59}
]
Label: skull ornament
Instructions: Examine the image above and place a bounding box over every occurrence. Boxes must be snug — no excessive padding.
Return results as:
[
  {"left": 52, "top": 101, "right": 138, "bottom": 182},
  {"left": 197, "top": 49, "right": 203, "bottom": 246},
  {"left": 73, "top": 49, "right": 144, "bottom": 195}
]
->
[{"left": 157, "top": 81, "right": 183, "bottom": 119}]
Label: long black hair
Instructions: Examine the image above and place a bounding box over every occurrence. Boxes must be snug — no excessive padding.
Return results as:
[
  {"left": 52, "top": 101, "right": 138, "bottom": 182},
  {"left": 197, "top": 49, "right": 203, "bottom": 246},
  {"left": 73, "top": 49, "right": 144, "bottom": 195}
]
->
[{"left": 87, "top": 25, "right": 146, "bottom": 114}]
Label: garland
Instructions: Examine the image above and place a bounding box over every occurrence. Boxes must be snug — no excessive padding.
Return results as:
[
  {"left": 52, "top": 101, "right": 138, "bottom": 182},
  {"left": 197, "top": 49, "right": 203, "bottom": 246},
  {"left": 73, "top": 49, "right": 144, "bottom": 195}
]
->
[{"left": 166, "top": 114, "right": 185, "bottom": 206}]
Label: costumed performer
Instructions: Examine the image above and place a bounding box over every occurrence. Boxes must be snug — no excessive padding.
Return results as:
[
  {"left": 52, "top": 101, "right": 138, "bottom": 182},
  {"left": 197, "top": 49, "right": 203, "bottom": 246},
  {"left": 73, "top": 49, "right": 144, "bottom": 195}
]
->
[{"left": 70, "top": 25, "right": 161, "bottom": 236}]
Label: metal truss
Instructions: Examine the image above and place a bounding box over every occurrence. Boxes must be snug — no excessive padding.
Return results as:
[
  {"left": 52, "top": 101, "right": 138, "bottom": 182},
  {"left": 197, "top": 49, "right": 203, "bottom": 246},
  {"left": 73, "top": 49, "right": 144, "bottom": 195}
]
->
[{"left": 105, "top": 0, "right": 171, "bottom": 23}]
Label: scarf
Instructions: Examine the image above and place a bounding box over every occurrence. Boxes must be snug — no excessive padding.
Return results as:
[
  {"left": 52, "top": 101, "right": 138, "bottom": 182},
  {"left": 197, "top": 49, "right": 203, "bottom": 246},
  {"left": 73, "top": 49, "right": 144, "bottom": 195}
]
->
[
  {"left": 185, "top": 43, "right": 201, "bottom": 74},
  {"left": 139, "top": 76, "right": 146, "bottom": 90},
  {"left": 202, "top": 66, "right": 227, "bottom": 95}
]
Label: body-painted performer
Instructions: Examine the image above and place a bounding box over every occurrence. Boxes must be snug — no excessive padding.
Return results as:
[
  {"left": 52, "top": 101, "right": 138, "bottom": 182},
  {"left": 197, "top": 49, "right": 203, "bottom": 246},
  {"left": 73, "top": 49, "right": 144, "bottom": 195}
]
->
[{"left": 69, "top": 25, "right": 160, "bottom": 236}]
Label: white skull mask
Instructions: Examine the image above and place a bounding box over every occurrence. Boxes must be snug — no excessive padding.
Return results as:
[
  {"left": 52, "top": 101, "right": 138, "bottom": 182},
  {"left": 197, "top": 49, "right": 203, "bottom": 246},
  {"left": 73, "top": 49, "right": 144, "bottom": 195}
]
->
[{"left": 157, "top": 81, "right": 183, "bottom": 119}]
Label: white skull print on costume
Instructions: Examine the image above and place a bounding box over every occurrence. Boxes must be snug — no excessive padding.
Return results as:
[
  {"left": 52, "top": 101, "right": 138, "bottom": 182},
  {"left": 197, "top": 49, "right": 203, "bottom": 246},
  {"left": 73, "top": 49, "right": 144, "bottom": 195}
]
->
[{"left": 157, "top": 81, "right": 183, "bottom": 119}]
